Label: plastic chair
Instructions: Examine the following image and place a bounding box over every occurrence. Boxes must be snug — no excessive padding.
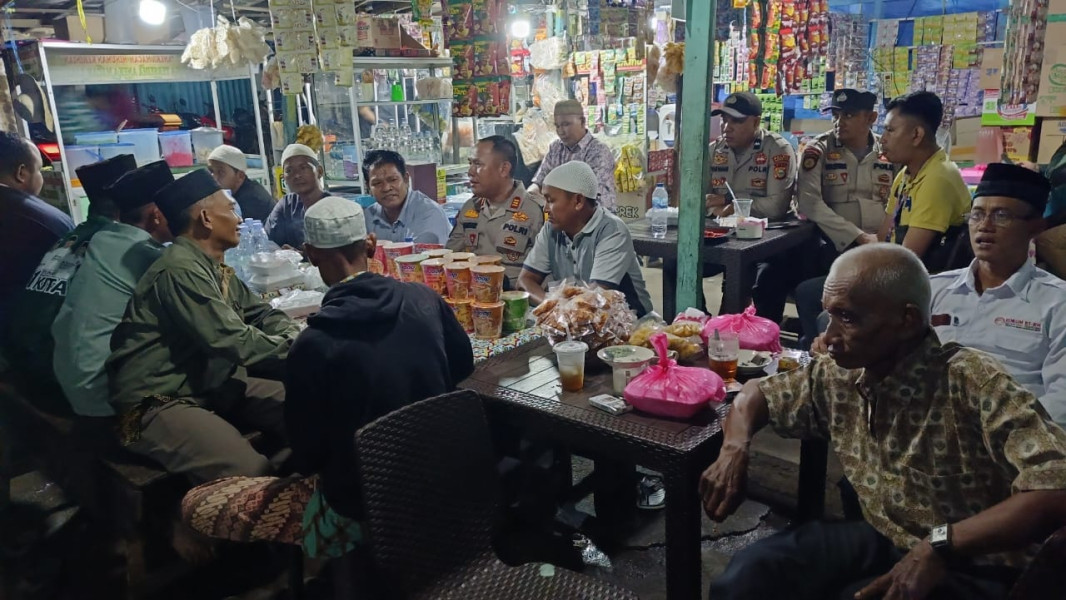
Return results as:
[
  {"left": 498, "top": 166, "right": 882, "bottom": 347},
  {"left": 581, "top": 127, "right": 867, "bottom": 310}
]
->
[{"left": 354, "top": 390, "right": 638, "bottom": 599}]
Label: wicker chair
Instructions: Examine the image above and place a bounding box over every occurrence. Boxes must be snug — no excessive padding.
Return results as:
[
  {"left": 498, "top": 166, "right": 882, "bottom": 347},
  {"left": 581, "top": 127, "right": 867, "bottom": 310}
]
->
[{"left": 354, "top": 390, "right": 639, "bottom": 599}]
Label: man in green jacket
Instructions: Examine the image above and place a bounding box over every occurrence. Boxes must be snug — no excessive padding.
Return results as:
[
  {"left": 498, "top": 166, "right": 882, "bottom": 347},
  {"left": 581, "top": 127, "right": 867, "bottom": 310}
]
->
[{"left": 107, "top": 169, "right": 300, "bottom": 484}]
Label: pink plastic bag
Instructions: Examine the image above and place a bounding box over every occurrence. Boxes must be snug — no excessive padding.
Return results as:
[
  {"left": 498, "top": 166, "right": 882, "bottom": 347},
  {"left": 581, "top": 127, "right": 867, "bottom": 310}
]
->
[
  {"left": 623, "top": 333, "right": 727, "bottom": 419},
  {"left": 702, "top": 305, "right": 782, "bottom": 352}
]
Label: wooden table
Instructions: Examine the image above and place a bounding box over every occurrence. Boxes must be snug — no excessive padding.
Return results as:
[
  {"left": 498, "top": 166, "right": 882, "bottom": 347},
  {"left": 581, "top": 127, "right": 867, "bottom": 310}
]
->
[
  {"left": 461, "top": 338, "right": 727, "bottom": 600},
  {"left": 629, "top": 220, "right": 816, "bottom": 317}
]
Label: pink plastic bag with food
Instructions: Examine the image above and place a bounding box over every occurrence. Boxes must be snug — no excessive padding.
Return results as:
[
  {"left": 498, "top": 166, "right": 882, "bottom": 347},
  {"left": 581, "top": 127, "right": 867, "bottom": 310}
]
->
[
  {"left": 623, "top": 333, "right": 726, "bottom": 419},
  {"left": 702, "top": 305, "right": 782, "bottom": 352}
]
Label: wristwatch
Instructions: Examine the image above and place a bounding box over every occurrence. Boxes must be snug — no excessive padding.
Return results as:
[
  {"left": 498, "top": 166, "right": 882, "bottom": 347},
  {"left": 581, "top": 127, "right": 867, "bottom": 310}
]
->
[{"left": 929, "top": 524, "right": 954, "bottom": 561}]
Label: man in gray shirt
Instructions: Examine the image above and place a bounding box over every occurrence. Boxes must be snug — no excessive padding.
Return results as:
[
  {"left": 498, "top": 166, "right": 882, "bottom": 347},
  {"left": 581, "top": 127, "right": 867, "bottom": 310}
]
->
[
  {"left": 362, "top": 150, "right": 451, "bottom": 245},
  {"left": 519, "top": 160, "right": 651, "bottom": 317}
]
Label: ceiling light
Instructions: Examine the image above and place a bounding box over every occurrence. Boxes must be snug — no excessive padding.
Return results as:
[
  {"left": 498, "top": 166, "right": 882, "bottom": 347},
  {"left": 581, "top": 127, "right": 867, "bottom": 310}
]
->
[
  {"left": 510, "top": 18, "right": 531, "bottom": 39},
  {"left": 139, "top": 0, "right": 167, "bottom": 26}
]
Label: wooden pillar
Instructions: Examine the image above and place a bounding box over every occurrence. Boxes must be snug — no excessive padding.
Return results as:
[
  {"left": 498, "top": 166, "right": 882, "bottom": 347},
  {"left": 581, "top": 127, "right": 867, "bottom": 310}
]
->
[{"left": 675, "top": 0, "right": 717, "bottom": 311}]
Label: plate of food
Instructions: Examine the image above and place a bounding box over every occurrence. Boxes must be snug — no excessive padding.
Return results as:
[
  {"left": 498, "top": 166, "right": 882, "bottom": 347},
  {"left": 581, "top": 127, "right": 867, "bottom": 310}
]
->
[
  {"left": 704, "top": 226, "right": 732, "bottom": 239},
  {"left": 737, "top": 349, "right": 773, "bottom": 376}
]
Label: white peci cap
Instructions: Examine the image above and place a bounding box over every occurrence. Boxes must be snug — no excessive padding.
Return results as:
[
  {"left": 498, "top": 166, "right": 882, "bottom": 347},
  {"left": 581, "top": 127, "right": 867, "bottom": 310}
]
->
[
  {"left": 207, "top": 144, "right": 247, "bottom": 172},
  {"left": 304, "top": 196, "right": 367, "bottom": 249},
  {"left": 281, "top": 143, "right": 319, "bottom": 166},
  {"left": 542, "top": 160, "right": 599, "bottom": 201}
]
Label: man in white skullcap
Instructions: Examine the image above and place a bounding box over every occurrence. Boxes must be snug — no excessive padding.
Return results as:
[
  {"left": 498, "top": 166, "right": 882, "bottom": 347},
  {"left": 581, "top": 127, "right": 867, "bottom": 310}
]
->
[
  {"left": 181, "top": 196, "right": 473, "bottom": 558},
  {"left": 265, "top": 143, "right": 327, "bottom": 248},
  {"left": 519, "top": 160, "right": 652, "bottom": 317},
  {"left": 207, "top": 144, "right": 275, "bottom": 221}
]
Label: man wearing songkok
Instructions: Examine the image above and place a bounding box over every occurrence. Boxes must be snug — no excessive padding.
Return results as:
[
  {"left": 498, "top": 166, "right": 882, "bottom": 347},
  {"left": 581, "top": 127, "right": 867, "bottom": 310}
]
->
[{"left": 529, "top": 99, "right": 618, "bottom": 212}]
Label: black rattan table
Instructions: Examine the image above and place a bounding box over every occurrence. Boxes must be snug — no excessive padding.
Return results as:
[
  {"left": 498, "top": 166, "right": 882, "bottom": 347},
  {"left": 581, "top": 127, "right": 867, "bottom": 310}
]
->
[
  {"left": 629, "top": 220, "right": 816, "bottom": 317},
  {"left": 461, "top": 338, "right": 727, "bottom": 600}
]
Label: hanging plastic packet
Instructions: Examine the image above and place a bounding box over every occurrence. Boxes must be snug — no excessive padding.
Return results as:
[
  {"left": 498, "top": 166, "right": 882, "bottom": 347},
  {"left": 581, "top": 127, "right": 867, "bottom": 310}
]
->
[{"left": 573, "top": 534, "right": 612, "bottom": 569}]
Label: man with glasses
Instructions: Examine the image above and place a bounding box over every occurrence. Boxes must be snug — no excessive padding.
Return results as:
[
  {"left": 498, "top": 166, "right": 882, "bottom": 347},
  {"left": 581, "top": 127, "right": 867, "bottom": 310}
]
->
[
  {"left": 756, "top": 89, "right": 896, "bottom": 325},
  {"left": 448, "top": 136, "right": 545, "bottom": 282},
  {"left": 362, "top": 149, "right": 451, "bottom": 245},
  {"left": 266, "top": 143, "right": 328, "bottom": 248},
  {"left": 929, "top": 163, "right": 1066, "bottom": 426}
]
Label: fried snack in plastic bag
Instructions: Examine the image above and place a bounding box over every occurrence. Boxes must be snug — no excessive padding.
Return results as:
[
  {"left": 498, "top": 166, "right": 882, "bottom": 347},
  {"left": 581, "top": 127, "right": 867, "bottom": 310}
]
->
[
  {"left": 615, "top": 144, "right": 646, "bottom": 193},
  {"left": 534, "top": 280, "right": 637, "bottom": 352},
  {"left": 629, "top": 313, "right": 703, "bottom": 361}
]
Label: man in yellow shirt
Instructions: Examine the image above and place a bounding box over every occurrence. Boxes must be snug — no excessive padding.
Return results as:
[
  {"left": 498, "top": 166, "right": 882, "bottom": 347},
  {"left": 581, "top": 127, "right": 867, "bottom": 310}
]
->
[{"left": 877, "top": 91, "right": 970, "bottom": 271}]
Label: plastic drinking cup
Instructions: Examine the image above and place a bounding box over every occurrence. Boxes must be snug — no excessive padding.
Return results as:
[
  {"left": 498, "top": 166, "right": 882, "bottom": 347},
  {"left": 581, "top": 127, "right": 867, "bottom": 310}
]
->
[{"left": 554, "top": 340, "right": 589, "bottom": 392}]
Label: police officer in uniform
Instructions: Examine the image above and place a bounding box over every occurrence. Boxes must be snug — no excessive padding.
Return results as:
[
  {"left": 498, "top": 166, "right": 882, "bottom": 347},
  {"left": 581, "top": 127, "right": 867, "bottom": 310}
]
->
[
  {"left": 786, "top": 89, "right": 897, "bottom": 342},
  {"left": 705, "top": 91, "right": 797, "bottom": 220},
  {"left": 447, "top": 135, "right": 545, "bottom": 283}
]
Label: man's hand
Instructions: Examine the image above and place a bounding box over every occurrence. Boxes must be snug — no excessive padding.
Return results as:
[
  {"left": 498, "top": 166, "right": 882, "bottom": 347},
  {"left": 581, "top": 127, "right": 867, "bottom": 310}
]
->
[
  {"left": 810, "top": 333, "right": 829, "bottom": 355},
  {"left": 710, "top": 204, "right": 735, "bottom": 219},
  {"left": 699, "top": 442, "right": 750, "bottom": 521},
  {"left": 706, "top": 193, "right": 729, "bottom": 212},
  {"left": 855, "top": 232, "right": 880, "bottom": 246},
  {"left": 854, "top": 541, "right": 947, "bottom": 600}
]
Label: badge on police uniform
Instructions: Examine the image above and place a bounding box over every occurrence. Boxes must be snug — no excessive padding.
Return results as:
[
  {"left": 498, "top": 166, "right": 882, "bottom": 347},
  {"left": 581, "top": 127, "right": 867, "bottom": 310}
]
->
[
  {"left": 773, "top": 166, "right": 786, "bottom": 180},
  {"left": 802, "top": 149, "right": 820, "bottom": 171},
  {"left": 713, "top": 153, "right": 728, "bottom": 165},
  {"left": 468, "top": 232, "right": 478, "bottom": 247},
  {"left": 755, "top": 153, "right": 767, "bottom": 165},
  {"left": 512, "top": 211, "right": 529, "bottom": 222},
  {"left": 712, "top": 177, "right": 726, "bottom": 187},
  {"left": 878, "top": 173, "right": 891, "bottom": 183},
  {"left": 751, "top": 178, "right": 766, "bottom": 189},
  {"left": 828, "top": 152, "right": 841, "bottom": 161},
  {"left": 509, "top": 197, "right": 522, "bottom": 210},
  {"left": 464, "top": 209, "right": 479, "bottom": 219},
  {"left": 826, "top": 173, "right": 838, "bottom": 182}
]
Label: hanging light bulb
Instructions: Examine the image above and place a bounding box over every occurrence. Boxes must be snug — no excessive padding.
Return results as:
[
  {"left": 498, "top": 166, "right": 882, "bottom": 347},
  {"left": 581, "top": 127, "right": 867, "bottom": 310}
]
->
[
  {"left": 139, "top": 0, "right": 167, "bottom": 26},
  {"left": 510, "top": 18, "right": 531, "bottom": 39}
]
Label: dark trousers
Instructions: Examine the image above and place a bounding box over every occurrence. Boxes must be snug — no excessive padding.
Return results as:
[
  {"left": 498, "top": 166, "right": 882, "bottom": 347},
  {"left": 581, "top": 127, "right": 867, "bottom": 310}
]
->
[{"left": 709, "top": 520, "right": 1017, "bottom": 600}]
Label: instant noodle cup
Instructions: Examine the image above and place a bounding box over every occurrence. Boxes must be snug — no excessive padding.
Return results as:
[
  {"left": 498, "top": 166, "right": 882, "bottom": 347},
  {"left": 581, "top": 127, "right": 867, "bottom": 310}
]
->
[
  {"left": 395, "top": 253, "right": 428, "bottom": 283},
  {"left": 447, "top": 252, "right": 476, "bottom": 263},
  {"left": 421, "top": 258, "right": 448, "bottom": 295},
  {"left": 471, "top": 301, "right": 504, "bottom": 339},
  {"left": 444, "top": 261, "right": 474, "bottom": 299},
  {"left": 414, "top": 242, "right": 443, "bottom": 253},
  {"left": 446, "top": 298, "right": 475, "bottom": 333},
  {"left": 470, "top": 265, "right": 505, "bottom": 304},
  {"left": 425, "top": 248, "right": 453, "bottom": 260},
  {"left": 370, "top": 242, "right": 388, "bottom": 275},
  {"left": 383, "top": 242, "right": 414, "bottom": 279},
  {"left": 473, "top": 254, "right": 503, "bottom": 266},
  {"left": 500, "top": 290, "right": 530, "bottom": 333}
]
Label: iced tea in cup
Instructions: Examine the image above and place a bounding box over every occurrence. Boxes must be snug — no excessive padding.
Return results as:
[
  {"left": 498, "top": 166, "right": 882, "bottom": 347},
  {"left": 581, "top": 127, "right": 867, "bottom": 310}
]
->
[
  {"left": 733, "top": 198, "right": 753, "bottom": 219},
  {"left": 554, "top": 340, "right": 589, "bottom": 392},
  {"left": 708, "top": 329, "right": 739, "bottom": 381}
]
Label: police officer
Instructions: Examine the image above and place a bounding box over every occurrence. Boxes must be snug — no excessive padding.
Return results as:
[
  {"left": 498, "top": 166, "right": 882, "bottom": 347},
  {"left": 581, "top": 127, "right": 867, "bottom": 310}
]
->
[
  {"left": 779, "top": 89, "right": 897, "bottom": 337},
  {"left": 705, "top": 91, "right": 797, "bottom": 219},
  {"left": 447, "top": 135, "right": 545, "bottom": 283}
]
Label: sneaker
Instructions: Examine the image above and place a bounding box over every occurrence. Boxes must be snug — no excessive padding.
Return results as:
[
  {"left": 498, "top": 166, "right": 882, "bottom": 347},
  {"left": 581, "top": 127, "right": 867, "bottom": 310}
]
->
[{"left": 637, "top": 475, "right": 666, "bottom": 510}]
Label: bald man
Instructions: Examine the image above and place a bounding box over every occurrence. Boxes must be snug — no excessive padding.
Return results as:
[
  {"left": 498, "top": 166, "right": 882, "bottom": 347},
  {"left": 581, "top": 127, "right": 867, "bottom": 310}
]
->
[{"left": 701, "top": 244, "right": 1066, "bottom": 600}]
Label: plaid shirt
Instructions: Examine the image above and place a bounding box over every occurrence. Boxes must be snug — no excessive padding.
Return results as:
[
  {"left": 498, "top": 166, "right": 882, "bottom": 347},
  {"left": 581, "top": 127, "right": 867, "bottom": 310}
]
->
[
  {"left": 532, "top": 132, "right": 618, "bottom": 212},
  {"left": 760, "top": 331, "right": 1066, "bottom": 568}
]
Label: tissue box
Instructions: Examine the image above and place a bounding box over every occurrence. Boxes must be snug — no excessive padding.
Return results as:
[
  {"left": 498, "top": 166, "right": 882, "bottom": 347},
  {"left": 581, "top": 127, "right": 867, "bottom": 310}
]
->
[{"left": 735, "top": 217, "right": 767, "bottom": 239}]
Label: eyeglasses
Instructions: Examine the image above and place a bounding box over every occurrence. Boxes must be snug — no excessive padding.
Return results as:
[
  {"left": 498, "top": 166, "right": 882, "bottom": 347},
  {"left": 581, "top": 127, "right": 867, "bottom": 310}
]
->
[{"left": 966, "top": 208, "right": 1034, "bottom": 227}]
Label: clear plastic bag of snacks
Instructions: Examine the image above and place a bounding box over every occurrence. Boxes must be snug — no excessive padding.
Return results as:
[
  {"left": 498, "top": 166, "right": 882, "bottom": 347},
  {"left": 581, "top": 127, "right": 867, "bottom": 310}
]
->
[{"left": 532, "top": 279, "right": 636, "bottom": 352}]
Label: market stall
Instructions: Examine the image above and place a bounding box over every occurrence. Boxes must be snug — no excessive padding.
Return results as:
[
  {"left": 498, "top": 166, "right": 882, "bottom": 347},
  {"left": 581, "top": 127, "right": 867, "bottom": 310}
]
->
[{"left": 8, "top": 40, "right": 270, "bottom": 223}]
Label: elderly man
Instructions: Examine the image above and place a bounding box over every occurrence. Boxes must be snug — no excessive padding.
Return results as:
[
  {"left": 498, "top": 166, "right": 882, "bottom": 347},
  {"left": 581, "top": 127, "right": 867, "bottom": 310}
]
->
[
  {"left": 207, "top": 144, "right": 275, "bottom": 221},
  {"left": 4, "top": 155, "right": 138, "bottom": 414},
  {"left": 52, "top": 161, "right": 175, "bottom": 419},
  {"left": 448, "top": 135, "right": 545, "bottom": 282},
  {"left": 520, "top": 160, "right": 651, "bottom": 317},
  {"left": 362, "top": 149, "right": 451, "bottom": 245},
  {"left": 702, "top": 243, "right": 1066, "bottom": 600},
  {"left": 0, "top": 131, "right": 73, "bottom": 336},
  {"left": 929, "top": 163, "right": 1066, "bottom": 426},
  {"left": 529, "top": 100, "right": 618, "bottom": 213},
  {"left": 181, "top": 197, "right": 474, "bottom": 559},
  {"left": 877, "top": 91, "right": 970, "bottom": 269},
  {"left": 108, "top": 169, "right": 300, "bottom": 483},
  {"left": 265, "top": 143, "right": 326, "bottom": 248}
]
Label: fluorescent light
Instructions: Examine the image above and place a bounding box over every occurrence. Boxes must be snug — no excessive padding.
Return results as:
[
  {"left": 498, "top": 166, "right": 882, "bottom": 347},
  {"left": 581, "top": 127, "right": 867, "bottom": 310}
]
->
[
  {"left": 139, "top": 0, "right": 167, "bottom": 26},
  {"left": 510, "top": 18, "right": 531, "bottom": 39}
]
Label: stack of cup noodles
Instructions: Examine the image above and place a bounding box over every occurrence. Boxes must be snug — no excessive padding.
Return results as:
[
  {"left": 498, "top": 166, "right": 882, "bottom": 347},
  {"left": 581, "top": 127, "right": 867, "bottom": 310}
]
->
[{"left": 470, "top": 261, "right": 506, "bottom": 339}]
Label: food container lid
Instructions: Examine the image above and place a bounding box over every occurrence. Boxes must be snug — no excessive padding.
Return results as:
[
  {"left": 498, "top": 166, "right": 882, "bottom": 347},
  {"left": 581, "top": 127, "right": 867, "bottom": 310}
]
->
[
  {"left": 500, "top": 290, "right": 530, "bottom": 301},
  {"left": 597, "top": 345, "right": 655, "bottom": 366},
  {"left": 553, "top": 340, "right": 589, "bottom": 354}
]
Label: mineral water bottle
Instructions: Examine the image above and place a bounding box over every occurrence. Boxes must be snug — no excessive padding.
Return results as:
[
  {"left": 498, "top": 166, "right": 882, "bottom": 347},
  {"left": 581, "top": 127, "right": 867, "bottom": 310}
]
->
[{"left": 650, "top": 183, "right": 669, "bottom": 239}]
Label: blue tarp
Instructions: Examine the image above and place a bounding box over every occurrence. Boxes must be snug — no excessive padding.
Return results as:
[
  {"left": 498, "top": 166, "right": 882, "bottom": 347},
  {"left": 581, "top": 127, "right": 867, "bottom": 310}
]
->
[{"left": 829, "top": 0, "right": 1007, "bottom": 19}]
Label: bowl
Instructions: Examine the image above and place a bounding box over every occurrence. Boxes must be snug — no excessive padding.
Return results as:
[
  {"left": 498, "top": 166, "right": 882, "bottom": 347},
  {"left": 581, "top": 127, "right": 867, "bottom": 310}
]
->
[
  {"left": 597, "top": 345, "right": 656, "bottom": 395},
  {"left": 737, "top": 349, "right": 773, "bottom": 376}
]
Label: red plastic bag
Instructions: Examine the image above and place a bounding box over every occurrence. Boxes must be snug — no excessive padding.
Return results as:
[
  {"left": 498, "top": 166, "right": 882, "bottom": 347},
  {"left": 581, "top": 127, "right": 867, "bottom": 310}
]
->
[
  {"left": 702, "top": 305, "right": 783, "bottom": 353},
  {"left": 624, "top": 333, "right": 726, "bottom": 419}
]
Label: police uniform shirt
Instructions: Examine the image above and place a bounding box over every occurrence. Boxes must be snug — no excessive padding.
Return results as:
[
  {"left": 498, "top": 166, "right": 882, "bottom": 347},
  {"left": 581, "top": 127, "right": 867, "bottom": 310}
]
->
[
  {"left": 930, "top": 261, "right": 1066, "bottom": 425},
  {"left": 707, "top": 129, "right": 797, "bottom": 219},
  {"left": 797, "top": 131, "right": 897, "bottom": 252},
  {"left": 446, "top": 180, "right": 545, "bottom": 281}
]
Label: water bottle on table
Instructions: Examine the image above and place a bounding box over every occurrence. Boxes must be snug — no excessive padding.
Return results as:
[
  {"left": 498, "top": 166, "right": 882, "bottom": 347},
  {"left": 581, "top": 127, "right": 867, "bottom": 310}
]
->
[{"left": 649, "top": 183, "right": 669, "bottom": 239}]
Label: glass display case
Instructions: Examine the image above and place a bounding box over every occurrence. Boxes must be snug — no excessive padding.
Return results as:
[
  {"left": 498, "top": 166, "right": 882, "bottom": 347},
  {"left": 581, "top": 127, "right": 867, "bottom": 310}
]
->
[{"left": 313, "top": 56, "right": 464, "bottom": 196}]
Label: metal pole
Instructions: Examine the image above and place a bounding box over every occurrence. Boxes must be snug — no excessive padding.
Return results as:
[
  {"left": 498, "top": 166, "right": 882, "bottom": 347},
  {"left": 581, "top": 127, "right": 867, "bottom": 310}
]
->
[
  {"left": 675, "top": 0, "right": 716, "bottom": 312},
  {"left": 249, "top": 63, "right": 270, "bottom": 192}
]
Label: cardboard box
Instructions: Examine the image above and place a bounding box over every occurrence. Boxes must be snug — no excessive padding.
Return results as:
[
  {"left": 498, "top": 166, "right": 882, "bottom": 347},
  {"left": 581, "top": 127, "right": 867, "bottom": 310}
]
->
[
  {"left": 1037, "top": 44, "right": 1066, "bottom": 117},
  {"left": 53, "top": 15, "right": 105, "bottom": 43},
  {"left": 1038, "top": 118, "right": 1066, "bottom": 163},
  {"left": 1002, "top": 127, "right": 1034, "bottom": 163},
  {"left": 951, "top": 117, "right": 982, "bottom": 162},
  {"left": 372, "top": 16, "right": 401, "bottom": 49},
  {"left": 615, "top": 190, "right": 647, "bottom": 223},
  {"left": 979, "top": 48, "right": 1003, "bottom": 90}
]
